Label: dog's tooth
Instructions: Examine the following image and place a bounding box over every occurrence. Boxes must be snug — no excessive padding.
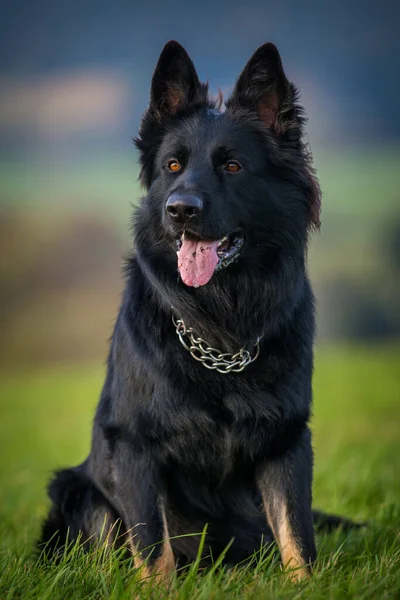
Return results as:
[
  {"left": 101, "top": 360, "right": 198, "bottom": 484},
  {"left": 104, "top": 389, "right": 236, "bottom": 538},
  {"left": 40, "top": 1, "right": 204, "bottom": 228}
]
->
[{"left": 217, "top": 236, "right": 228, "bottom": 247}]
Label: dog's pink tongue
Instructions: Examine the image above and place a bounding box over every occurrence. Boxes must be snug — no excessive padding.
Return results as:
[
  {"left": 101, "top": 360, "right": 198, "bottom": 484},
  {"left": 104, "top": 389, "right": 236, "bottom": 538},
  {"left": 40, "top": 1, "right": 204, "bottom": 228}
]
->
[{"left": 177, "top": 238, "right": 219, "bottom": 287}]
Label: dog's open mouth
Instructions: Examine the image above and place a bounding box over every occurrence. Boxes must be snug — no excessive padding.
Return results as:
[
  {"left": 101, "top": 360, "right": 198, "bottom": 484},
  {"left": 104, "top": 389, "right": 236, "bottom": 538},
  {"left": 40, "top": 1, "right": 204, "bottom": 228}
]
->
[{"left": 176, "top": 231, "right": 243, "bottom": 287}]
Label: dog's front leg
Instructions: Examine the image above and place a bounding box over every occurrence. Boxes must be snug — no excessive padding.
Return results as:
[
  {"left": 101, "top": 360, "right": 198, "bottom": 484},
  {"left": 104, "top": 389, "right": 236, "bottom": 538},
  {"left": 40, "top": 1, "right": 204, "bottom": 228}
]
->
[
  {"left": 113, "top": 448, "right": 175, "bottom": 583},
  {"left": 257, "top": 428, "right": 316, "bottom": 581}
]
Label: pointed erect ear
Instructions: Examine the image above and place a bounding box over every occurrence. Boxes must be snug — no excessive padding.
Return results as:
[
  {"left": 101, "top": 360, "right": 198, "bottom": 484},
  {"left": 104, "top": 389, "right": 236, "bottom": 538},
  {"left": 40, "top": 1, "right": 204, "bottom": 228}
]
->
[
  {"left": 227, "top": 43, "right": 293, "bottom": 132},
  {"left": 149, "top": 41, "right": 203, "bottom": 118}
]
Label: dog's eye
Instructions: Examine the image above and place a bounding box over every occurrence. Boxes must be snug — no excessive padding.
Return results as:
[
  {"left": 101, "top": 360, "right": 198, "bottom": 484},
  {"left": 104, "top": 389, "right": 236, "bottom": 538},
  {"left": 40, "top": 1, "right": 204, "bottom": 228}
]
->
[
  {"left": 167, "top": 159, "right": 182, "bottom": 172},
  {"left": 225, "top": 161, "right": 242, "bottom": 173}
]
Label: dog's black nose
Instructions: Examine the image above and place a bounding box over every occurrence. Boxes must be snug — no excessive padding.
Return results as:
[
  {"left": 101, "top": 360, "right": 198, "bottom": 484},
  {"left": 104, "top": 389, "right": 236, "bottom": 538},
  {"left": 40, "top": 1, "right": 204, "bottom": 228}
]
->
[{"left": 166, "top": 193, "right": 203, "bottom": 222}]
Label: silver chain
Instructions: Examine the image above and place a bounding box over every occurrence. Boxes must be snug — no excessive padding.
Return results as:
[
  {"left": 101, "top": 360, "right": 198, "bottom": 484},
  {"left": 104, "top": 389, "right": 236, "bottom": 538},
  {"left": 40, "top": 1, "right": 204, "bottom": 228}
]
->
[{"left": 172, "top": 314, "right": 261, "bottom": 374}]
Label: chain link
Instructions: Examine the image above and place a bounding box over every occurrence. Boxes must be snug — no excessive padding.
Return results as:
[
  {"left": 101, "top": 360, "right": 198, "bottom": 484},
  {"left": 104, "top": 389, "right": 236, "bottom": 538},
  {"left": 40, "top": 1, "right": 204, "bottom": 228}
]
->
[{"left": 172, "top": 314, "right": 261, "bottom": 374}]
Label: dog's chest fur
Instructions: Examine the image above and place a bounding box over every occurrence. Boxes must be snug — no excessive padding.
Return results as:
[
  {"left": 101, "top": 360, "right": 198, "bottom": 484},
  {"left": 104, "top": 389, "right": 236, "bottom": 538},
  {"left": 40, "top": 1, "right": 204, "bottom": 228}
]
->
[{"left": 134, "top": 386, "right": 301, "bottom": 476}]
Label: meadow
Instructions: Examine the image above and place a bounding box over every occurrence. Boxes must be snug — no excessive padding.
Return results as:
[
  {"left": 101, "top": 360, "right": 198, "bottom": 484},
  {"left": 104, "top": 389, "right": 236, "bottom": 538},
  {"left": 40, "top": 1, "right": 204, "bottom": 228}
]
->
[{"left": 0, "top": 345, "right": 399, "bottom": 598}]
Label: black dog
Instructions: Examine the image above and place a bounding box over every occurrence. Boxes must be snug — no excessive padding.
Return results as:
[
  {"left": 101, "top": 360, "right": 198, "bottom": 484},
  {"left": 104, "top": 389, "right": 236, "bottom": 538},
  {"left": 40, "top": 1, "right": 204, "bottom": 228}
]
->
[{"left": 40, "top": 41, "right": 351, "bottom": 582}]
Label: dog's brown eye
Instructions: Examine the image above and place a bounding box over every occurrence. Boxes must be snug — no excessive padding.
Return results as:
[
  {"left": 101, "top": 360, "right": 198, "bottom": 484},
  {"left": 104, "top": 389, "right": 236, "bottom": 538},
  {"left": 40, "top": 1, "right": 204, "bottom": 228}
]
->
[
  {"left": 225, "top": 161, "right": 242, "bottom": 173},
  {"left": 167, "top": 159, "right": 181, "bottom": 172}
]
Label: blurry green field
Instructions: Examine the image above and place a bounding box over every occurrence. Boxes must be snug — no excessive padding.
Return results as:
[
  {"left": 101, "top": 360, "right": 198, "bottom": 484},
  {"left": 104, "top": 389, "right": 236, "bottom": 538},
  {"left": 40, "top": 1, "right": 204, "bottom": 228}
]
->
[
  {"left": 2, "top": 148, "right": 400, "bottom": 222},
  {"left": 0, "top": 346, "right": 399, "bottom": 598}
]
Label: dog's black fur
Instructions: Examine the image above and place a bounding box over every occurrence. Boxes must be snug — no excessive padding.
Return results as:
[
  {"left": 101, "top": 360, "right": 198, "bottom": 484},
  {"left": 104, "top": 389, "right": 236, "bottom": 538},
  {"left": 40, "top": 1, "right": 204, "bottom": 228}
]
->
[{"left": 39, "top": 41, "right": 354, "bottom": 579}]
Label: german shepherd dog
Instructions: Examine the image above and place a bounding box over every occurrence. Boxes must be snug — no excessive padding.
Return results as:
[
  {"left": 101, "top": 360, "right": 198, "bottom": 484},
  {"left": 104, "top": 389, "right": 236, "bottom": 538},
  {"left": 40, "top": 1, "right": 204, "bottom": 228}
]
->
[{"left": 39, "top": 41, "right": 354, "bottom": 582}]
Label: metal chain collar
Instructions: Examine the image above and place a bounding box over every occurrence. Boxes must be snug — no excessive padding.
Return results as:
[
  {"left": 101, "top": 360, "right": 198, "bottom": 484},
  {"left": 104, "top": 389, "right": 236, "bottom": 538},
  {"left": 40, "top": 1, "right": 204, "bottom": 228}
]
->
[{"left": 172, "top": 314, "right": 261, "bottom": 374}]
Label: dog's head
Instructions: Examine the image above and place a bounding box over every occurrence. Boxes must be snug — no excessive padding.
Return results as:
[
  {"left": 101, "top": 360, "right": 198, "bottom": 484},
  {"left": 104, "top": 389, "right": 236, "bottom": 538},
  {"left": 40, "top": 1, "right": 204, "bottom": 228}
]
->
[{"left": 134, "top": 41, "right": 320, "bottom": 289}]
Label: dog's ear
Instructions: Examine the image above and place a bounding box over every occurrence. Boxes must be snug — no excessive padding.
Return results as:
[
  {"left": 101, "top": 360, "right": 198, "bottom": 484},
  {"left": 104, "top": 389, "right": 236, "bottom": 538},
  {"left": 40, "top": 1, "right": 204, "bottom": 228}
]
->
[
  {"left": 227, "top": 43, "right": 293, "bottom": 133},
  {"left": 149, "top": 41, "right": 203, "bottom": 118}
]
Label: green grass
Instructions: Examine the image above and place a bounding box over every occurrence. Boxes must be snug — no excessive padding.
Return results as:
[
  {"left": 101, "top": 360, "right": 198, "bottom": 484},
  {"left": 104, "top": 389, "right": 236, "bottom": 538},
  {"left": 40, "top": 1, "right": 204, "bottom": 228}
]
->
[{"left": 0, "top": 346, "right": 399, "bottom": 598}]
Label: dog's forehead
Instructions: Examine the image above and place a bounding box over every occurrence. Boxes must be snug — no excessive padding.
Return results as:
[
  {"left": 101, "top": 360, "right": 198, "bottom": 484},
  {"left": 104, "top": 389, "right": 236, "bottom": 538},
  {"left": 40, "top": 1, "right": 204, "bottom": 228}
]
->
[
  {"left": 159, "top": 108, "right": 262, "bottom": 158},
  {"left": 169, "top": 109, "right": 238, "bottom": 145}
]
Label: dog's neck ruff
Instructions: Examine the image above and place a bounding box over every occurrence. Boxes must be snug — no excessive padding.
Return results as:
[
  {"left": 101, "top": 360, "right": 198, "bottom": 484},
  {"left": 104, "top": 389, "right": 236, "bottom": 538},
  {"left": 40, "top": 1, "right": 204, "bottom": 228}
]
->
[{"left": 172, "top": 313, "right": 262, "bottom": 374}]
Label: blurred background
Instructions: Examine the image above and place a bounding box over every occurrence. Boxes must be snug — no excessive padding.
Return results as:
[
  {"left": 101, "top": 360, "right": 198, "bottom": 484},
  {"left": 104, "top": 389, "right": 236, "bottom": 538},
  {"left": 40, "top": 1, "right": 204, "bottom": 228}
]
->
[
  {"left": 0, "top": 0, "right": 399, "bottom": 366},
  {"left": 0, "top": 4, "right": 400, "bottom": 577}
]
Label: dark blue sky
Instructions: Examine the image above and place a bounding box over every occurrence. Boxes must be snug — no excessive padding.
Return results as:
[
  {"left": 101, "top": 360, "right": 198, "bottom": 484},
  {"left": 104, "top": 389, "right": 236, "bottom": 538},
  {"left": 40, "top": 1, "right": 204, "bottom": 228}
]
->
[{"left": 1, "top": 1, "right": 399, "bottom": 75}]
